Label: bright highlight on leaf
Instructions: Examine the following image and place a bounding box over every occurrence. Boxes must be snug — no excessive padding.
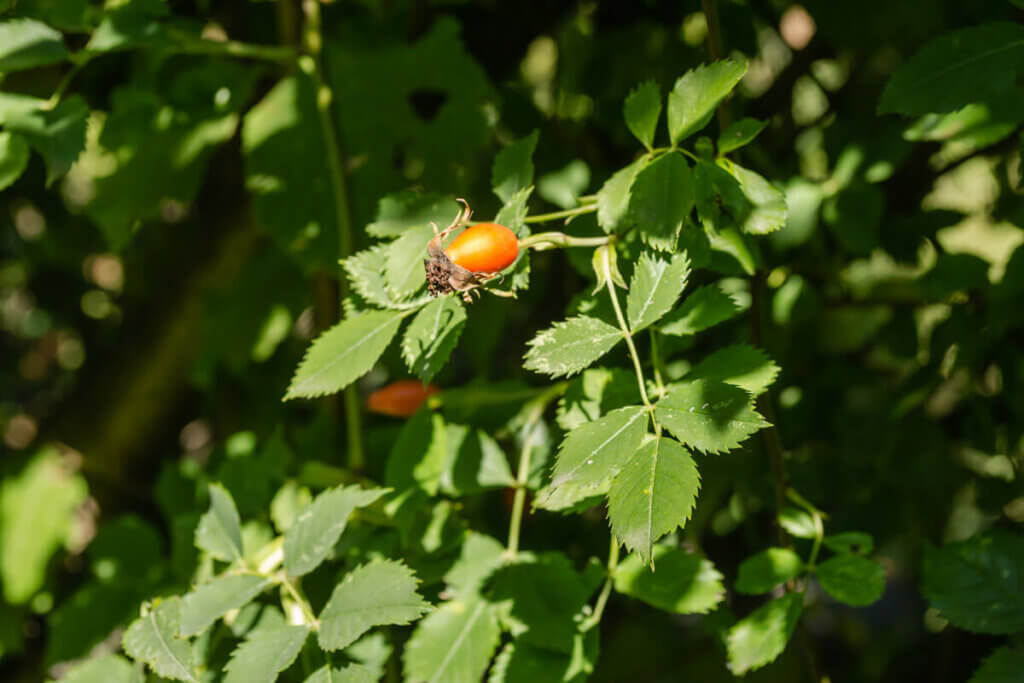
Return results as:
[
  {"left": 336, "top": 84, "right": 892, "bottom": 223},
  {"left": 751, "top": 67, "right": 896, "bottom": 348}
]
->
[
  {"left": 194, "top": 484, "right": 244, "bottom": 563},
  {"left": 608, "top": 435, "right": 700, "bottom": 565},
  {"left": 626, "top": 251, "right": 691, "bottom": 332},
  {"left": 318, "top": 559, "right": 429, "bottom": 651},
  {"left": 735, "top": 547, "right": 804, "bottom": 595},
  {"left": 668, "top": 58, "right": 748, "bottom": 144},
  {"left": 614, "top": 545, "right": 725, "bottom": 614},
  {"left": 523, "top": 315, "right": 623, "bottom": 378},
  {"left": 726, "top": 591, "right": 803, "bottom": 675}
]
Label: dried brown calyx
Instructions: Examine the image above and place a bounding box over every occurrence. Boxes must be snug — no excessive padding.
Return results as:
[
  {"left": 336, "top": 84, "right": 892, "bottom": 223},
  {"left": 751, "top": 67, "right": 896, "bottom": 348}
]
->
[{"left": 423, "top": 199, "right": 503, "bottom": 302}]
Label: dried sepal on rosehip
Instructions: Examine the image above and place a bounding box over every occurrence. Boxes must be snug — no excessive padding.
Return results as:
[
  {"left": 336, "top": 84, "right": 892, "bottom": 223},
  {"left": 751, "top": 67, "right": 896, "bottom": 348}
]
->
[{"left": 424, "top": 199, "right": 519, "bottom": 302}]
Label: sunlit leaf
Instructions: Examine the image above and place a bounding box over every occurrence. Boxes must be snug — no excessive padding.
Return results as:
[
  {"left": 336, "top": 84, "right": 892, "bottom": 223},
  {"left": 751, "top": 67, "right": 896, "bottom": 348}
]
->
[
  {"left": 403, "top": 594, "right": 501, "bottom": 683},
  {"left": 0, "top": 131, "right": 30, "bottom": 190},
  {"left": 667, "top": 58, "right": 748, "bottom": 144},
  {"left": 628, "top": 152, "right": 694, "bottom": 250},
  {"left": 659, "top": 284, "right": 739, "bottom": 336},
  {"left": 623, "top": 80, "right": 661, "bottom": 150},
  {"left": 655, "top": 380, "right": 769, "bottom": 454},
  {"left": 614, "top": 545, "right": 724, "bottom": 614},
  {"left": 0, "top": 18, "right": 68, "bottom": 72},
  {"left": 735, "top": 548, "right": 803, "bottom": 594},
  {"left": 717, "top": 118, "right": 767, "bottom": 155},
  {"left": 223, "top": 624, "right": 309, "bottom": 683},
  {"left": 596, "top": 157, "right": 648, "bottom": 233},
  {"left": 179, "top": 574, "right": 271, "bottom": 637},
  {"left": 492, "top": 130, "right": 538, "bottom": 203},
  {"left": 626, "top": 251, "right": 691, "bottom": 332},
  {"left": 687, "top": 344, "right": 779, "bottom": 396},
  {"left": 284, "top": 485, "right": 388, "bottom": 577},
  {"left": 194, "top": 483, "right": 243, "bottom": 563},
  {"left": 402, "top": 296, "right": 466, "bottom": 382},
  {"left": 726, "top": 592, "right": 803, "bottom": 675},
  {"left": 122, "top": 598, "right": 196, "bottom": 682},
  {"left": 523, "top": 315, "right": 623, "bottom": 378}
]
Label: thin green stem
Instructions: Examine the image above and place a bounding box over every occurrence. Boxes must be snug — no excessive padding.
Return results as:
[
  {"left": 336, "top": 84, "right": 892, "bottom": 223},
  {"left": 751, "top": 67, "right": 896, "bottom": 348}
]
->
[
  {"left": 276, "top": 572, "right": 319, "bottom": 627},
  {"left": 164, "top": 29, "right": 298, "bottom": 63},
  {"left": 300, "top": 0, "right": 363, "bottom": 471},
  {"left": 602, "top": 248, "right": 657, "bottom": 429},
  {"left": 582, "top": 535, "right": 620, "bottom": 631},
  {"left": 506, "top": 437, "right": 534, "bottom": 558},
  {"left": 522, "top": 204, "right": 596, "bottom": 224},
  {"left": 649, "top": 329, "right": 667, "bottom": 399},
  {"left": 518, "top": 231, "right": 610, "bottom": 250}
]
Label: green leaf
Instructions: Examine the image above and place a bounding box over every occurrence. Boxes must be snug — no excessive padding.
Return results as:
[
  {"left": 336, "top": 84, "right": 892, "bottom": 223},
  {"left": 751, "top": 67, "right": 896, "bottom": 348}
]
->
[
  {"left": 403, "top": 594, "right": 501, "bottom": 683},
  {"left": 304, "top": 664, "right": 379, "bottom": 683},
  {"left": 492, "top": 130, "right": 539, "bottom": 203},
  {"left": 488, "top": 639, "right": 593, "bottom": 683},
  {"left": 614, "top": 545, "right": 725, "bottom": 614},
  {"left": 122, "top": 598, "right": 196, "bottom": 682},
  {"left": 623, "top": 80, "right": 661, "bottom": 150},
  {"left": 179, "top": 574, "right": 271, "bottom": 637},
  {"left": 0, "top": 131, "right": 30, "bottom": 190},
  {"left": 438, "top": 423, "right": 516, "bottom": 495},
  {"left": 969, "top": 646, "right": 1024, "bottom": 683},
  {"left": 1, "top": 95, "right": 87, "bottom": 186},
  {"left": 717, "top": 118, "right": 768, "bottom": 155},
  {"left": 367, "top": 192, "right": 461, "bottom": 238},
  {"left": 343, "top": 246, "right": 394, "bottom": 309},
  {"left": 242, "top": 75, "right": 337, "bottom": 269},
  {"left": 284, "top": 485, "right": 387, "bottom": 576},
  {"left": 319, "top": 560, "right": 429, "bottom": 651},
  {"left": 596, "top": 157, "right": 648, "bottom": 233},
  {"left": 487, "top": 553, "right": 593, "bottom": 654},
  {"left": 721, "top": 160, "right": 788, "bottom": 235},
  {"left": 667, "top": 58, "right": 748, "bottom": 144},
  {"left": 535, "top": 406, "right": 648, "bottom": 512},
  {"left": 537, "top": 159, "right": 590, "bottom": 209},
  {"left": 0, "top": 450, "right": 88, "bottom": 604},
  {"left": 194, "top": 483, "right": 243, "bottom": 563},
  {"left": 384, "top": 223, "right": 435, "bottom": 300},
  {"left": 58, "top": 654, "right": 135, "bottom": 683},
  {"left": 628, "top": 152, "right": 694, "bottom": 250},
  {"left": 658, "top": 284, "right": 739, "bottom": 336},
  {"left": 523, "top": 315, "right": 623, "bottom": 378},
  {"left": 726, "top": 592, "right": 803, "bottom": 675},
  {"left": 656, "top": 380, "right": 769, "bottom": 454},
  {"left": 608, "top": 436, "right": 700, "bottom": 564},
  {"left": 556, "top": 367, "right": 642, "bottom": 432},
  {"left": 687, "top": 344, "right": 779, "bottom": 396},
  {"left": 626, "top": 252, "right": 691, "bottom": 332},
  {"left": 402, "top": 296, "right": 466, "bottom": 382},
  {"left": 735, "top": 548, "right": 804, "bottom": 595},
  {"left": 822, "top": 532, "right": 874, "bottom": 555},
  {"left": 385, "top": 410, "right": 447, "bottom": 495},
  {"left": 223, "top": 624, "right": 309, "bottom": 683},
  {"left": 921, "top": 530, "right": 1024, "bottom": 634},
  {"left": 815, "top": 554, "right": 885, "bottom": 607},
  {"left": 0, "top": 18, "right": 68, "bottom": 72},
  {"left": 444, "top": 532, "right": 506, "bottom": 598},
  {"left": 777, "top": 507, "right": 817, "bottom": 539},
  {"left": 879, "top": 23, "right": 1024, "bottom": 116},
  {"left": 286, "top": 310, "right": 404, "bottom": 399}
]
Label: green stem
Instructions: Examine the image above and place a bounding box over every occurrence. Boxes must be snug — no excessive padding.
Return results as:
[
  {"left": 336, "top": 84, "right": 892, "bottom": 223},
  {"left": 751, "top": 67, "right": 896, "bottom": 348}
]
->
[
  {"left": 582, "top": 535, "right": 620, "bottom": 631},
  {"left": 300, "top": 0, "right": 363, "bottom": 471},
  {"left": 649, "top": 329, "right": 667, "bottom": 399},
  {"left": 164, "top": 29, "right": 298, "bottom": 63},
  {"left": 602, "top": 248, "right": 657, "bottom": 429},
  {"left": 518, "top": 231, "right": 610, "bottom": 250},
  {"left": 276, "top": 572, "right": 319, "bottom": 627},
  {"left": 506, "top": 436, "right": 534, "bottom": 558},
  {"left": 522, "top": 204, "right": 596, "bottom": 224}
]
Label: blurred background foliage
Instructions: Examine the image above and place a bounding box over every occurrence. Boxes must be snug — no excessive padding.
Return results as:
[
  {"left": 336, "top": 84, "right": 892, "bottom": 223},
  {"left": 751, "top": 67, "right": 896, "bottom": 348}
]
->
[{"left": 1, "top": 0, "right": 1023, "bottom": 681}]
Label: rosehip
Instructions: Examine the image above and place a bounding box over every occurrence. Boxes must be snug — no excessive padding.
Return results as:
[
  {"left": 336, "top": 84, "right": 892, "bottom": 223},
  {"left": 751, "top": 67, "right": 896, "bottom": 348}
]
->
[
  {"left": 443, "top": 223, "right": 519, "bottom": 273},
  {"left": 366, "top": 380, "right": 439, "bottom": 418}
]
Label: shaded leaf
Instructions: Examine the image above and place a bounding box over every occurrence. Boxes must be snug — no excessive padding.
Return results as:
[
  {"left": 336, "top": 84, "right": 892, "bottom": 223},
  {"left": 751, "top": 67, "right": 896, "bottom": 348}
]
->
[
  {"left": 367, "top": 192, "right": 460, "bottom": 238},
  {"left": 722, "top": 160, "right": 788, "bottom": 235},
  {"left": 626, "top": 252, "right": 691, "bottom": 332},
  {"left": 342, "top": 246, "right": 393, "bottom": 309},
  {"left": 608, "top": 436, "right": 700, "bottom": 564},
  {"left": 614, "top": 545, "right": 725, "bottom": 614},
  {"left": 726, "top": 592, "right": 803, "bottom": 675},
  {"left": 284, "top": 485, "right": 388, "bottom": 577},
  {"left": 879, "top": 23, "right": 1024, "bottom": 116},
  {"left": 822, "top": 532, "right": 874, "bottom": 555},
  {"left": 286, "top": 310, "right": 404, "bottom": 399},
  {"left": 815, "top": 554, "right": 885, "bottom": 607},
  {"left": 628, "top": 152, "right": 694, "bottom": 250},
  {"left": 717, "top": 117, "right": 767, "bottom": 155},
  {"left": 58, "top": 654, "right": 135, "bottom": 683},
  {"left": 443, "top": 532, "right": 506, "bottom": 598},
  {"left": 668, "top": 58, "right": 748, "bottom": 144},
  {"left": 656, "top": 380, "right": 769, "bottom": 454},
  {"left": 223, "top": 624, "right": 309, "bottom": 683},
  {"left": 402, "top": 296, "right": 466, "bottom": 382},
  {"left": 596, "top": 157, "right": 648, "bottom": 233},
  {"left": 523, "top": 316, "right": 623, "bottom": 378},
  {"left": 2, "top": 95, "right": 87, "bottom": 185},
  {"left": 735, "top": 548, "right": 804, "bottom": 595},
  {"left": 319, "top": 560, "right": 429, "bottom": 651},
  {"left": 687, "top": 344, "right": 779, "bottom": 396},
  {"left": 492, "top": 130, "right": 539, "bottom": 203},
  {"left": 623, "top": 80, "right": 661, "bottom": 150},
  {"left": 658, "top": 284, "right": 739, "bottom": 336},
  {"left": 921, "top": 530, "right": 1024, "bottom": 634},
  {"left": 304, "top": 663, "right": 379, "bottom": 683},
  {"left": 969, "top": 646, "right": 1024, "bottom": 683},
  {"left": 556, "top": 367, "right": 642, "bottom": 432},
  {"left": 403, "top": 594, "right": 501, "bottom": 683},
  {"left": 194, "top": 483, "right": 243, "bottom": 563}
]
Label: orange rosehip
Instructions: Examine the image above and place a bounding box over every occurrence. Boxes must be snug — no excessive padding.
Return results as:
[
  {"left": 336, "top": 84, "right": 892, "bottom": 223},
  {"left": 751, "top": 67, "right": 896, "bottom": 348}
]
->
[{"left": 366, "top": 380, "right": 439, "bottom": 418}]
